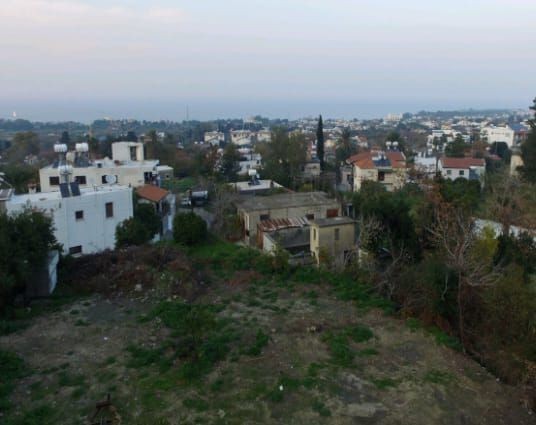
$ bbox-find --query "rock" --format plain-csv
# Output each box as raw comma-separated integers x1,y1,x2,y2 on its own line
345,402,382,418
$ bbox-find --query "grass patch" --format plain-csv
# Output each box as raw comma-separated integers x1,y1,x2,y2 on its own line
358,347,379,357
324,333,354,367
147,301,238,382
424,369,455,385
0,350,27,413
312,399,331,417
243,330,270,356
57,370,85,387
372,377,398,389
183,397,209,412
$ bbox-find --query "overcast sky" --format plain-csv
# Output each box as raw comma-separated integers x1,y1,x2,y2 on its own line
1,0,535,121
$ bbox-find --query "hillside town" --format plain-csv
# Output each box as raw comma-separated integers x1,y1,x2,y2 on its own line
1,0,536,423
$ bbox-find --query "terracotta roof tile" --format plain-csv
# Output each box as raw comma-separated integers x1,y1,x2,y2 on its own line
440,157,485,168
136,185,169,203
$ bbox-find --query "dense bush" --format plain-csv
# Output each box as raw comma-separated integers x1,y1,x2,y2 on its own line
173,212,207,246
115,202,161,248
0,210,56,313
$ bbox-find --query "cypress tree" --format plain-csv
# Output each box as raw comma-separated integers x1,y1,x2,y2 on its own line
520,98,536,183
316,114,325,171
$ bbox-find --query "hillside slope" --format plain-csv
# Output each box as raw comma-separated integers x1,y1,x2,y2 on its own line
0,243,534,424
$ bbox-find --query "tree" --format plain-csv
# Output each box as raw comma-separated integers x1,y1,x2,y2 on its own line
0,210,56,312
125,131,138,142
259,127,306,189
385,131,406,153
116,218,151,248
427,189,499,353
115,201,161,248
316,115,325,170
134,202,161,236
0,164,38,194
5,132,40,163
220,143,241,181
520,97,536,183
445,134,468,157
173,212,207,246
336,128,355,163
59,131,70,145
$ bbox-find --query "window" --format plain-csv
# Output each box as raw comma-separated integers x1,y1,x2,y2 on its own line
69,245,82,255
334,228,340,241
378,171,385,181
313,228,317,240
75,176,87,184
75,210,84,220
49,176,60,186
446,170,452,175
130,146,137,161
260,214,270,221
105,202,114,218
459,170,465,176
306,213,315,220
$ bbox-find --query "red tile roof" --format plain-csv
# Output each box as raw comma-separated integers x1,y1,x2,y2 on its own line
440,157,485,169
385,151,406,169
347,151,406,170
136,185,169,203
347,152,375,169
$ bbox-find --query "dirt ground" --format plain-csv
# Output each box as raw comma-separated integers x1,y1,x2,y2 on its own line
1,272,534,425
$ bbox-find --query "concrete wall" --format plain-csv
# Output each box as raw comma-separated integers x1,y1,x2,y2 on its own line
112,142,144,162
240,201,340,245
310,222,355,266
353,167,378,191
39,164,157,192
6,187,133,255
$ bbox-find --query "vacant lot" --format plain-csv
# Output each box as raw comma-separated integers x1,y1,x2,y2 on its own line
1,243,534,424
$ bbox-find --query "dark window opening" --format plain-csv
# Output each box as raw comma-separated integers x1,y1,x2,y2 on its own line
378,171,385,181
69,245,82,255
306,213,315,220
105,202,114,218
130,146,137,161
75,176,87,184
75,210,84,220
334,228,340,241
49,176,60,186
260,214,270,221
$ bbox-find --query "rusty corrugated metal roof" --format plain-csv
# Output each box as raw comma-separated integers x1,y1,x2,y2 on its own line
258,216,310,232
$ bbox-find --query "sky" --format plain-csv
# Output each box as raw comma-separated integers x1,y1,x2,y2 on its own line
0,0,535,122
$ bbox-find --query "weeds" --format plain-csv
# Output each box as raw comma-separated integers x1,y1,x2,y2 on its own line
0,350,27,412
243,330,270,356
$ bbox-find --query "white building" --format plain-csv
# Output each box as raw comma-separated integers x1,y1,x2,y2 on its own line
39,142,173,193
481,126,515,147
230,130,254,146
438,157,485,181
204,131,225,146
238,148,262,175
4,185,133,255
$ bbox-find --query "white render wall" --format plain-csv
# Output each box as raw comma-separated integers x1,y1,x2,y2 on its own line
39,162,158,193
112,142,144,162
482,127,515,147
6,186,133,255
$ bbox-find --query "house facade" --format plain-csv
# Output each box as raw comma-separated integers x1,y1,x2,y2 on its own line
347,150,407,192
310,217,356,266
236,191,340,246
39,141,173,193
4,184,133,255
438,157,486,181
136,184,176,237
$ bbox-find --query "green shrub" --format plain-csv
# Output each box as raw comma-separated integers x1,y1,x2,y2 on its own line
173,212,207,246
